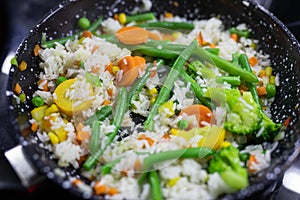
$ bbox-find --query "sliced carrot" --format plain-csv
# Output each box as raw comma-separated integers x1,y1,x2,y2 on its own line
107,88,114,97
164,12,173,18
94,182,107,195
256,86,267,96
138,134,155,147
76,122,90,141
247,154,258,173
102,99,112,106
107,187,119,195
14,83,22,94
81,30,93,38
38,79,49,91
116,55,146,86
105,62,113,74
72,178,83,187
147,31,161,40
230,33,238,42
33,44,41,56
31,121,38,132
116,26,149,45
179,104,215,129
283,116,291,127
248,56,258,67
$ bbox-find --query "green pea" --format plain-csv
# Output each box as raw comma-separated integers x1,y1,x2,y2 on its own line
32,96,44,107
78,17,91,30
56,76,67,85
178,119,189,130
266,84,276,99
19,93,26,103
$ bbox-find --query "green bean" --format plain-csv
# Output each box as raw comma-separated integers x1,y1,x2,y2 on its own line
143,147,215,170
238,54,261,108
126,12,156,24
179,69,214,109
143,40,198,131
101,157,123,176
228,27,250,38
42,15,103,48
215,75,241,86
149,171,163,200
128,59,164,107
205,48,220,55
232,52,240,65
133,47,180,60
56,76,67,86
83,87,127,170
138,21,194,30
84,105,112,127
206,51,259,83
138,147,215,185
90,121,101,154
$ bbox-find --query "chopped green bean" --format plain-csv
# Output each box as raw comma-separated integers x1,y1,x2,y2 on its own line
90,121,101,154
84,105,112,127
101,157,123,176
56,76,67,86
215,76,241,86
138,21,194,30
83,87,127,170
228,27,250,38
149,171,163,200
144,40,198,131
206,51,258,83
238,54,261,108
126,12,156,24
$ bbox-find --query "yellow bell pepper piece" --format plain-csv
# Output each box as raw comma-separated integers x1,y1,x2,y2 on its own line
48,132,59,144
30,105,48,122
176,126,225,150
167,177,180,187
54,127,68,142
45,104,59,116
53,78,93,116
158,101,175,117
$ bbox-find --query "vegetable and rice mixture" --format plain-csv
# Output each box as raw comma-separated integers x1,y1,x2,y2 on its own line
18,6,285,200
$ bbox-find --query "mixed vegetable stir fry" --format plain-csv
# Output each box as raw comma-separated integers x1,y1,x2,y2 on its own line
12,9,286,200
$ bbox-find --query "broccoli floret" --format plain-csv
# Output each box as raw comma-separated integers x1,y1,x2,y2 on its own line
208,145,249,190
206,88,262,135
258,112,282,140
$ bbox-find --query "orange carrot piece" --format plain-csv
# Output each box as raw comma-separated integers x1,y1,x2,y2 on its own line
248,56,258,66
76,122,90,141
283,116,291,127
247,154,258,173
14,83,22,94
33,44,41,56
105,62,114,74
256,86,267,96
230,33,239,42
94,182,107,195
102,99,112,106
31,122,38,132
107,88,114,97
138,134,155,146
116,26,149,45
164,12,173,18
107,187,119,196
19,60,27,71
116,55,146,86
38,79,49,91
81,30,93,38
179,104,215,128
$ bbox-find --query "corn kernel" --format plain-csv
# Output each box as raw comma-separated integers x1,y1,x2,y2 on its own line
170,128,178,135
112,66,120,75
269,75,276,85
220,141,231,148
118,13,126,24
148,87,158,95
265,66,273,76
45,104,59,116
55,127,68,142
158,101,175,117
167,177,180,187
150,96,156,104
48,132,60,144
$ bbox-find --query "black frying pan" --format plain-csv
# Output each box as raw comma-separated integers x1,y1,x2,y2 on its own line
4,0,300,199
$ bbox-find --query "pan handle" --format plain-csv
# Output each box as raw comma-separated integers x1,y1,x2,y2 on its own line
4,145,45,189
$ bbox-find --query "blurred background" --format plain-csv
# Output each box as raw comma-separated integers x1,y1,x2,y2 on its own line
0,0,300,199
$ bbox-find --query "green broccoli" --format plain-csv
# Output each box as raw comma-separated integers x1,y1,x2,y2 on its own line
205,88,262,135
208,145,249,190
258,111,282,141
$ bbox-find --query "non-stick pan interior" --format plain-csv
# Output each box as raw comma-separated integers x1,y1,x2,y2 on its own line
7,0,300,199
